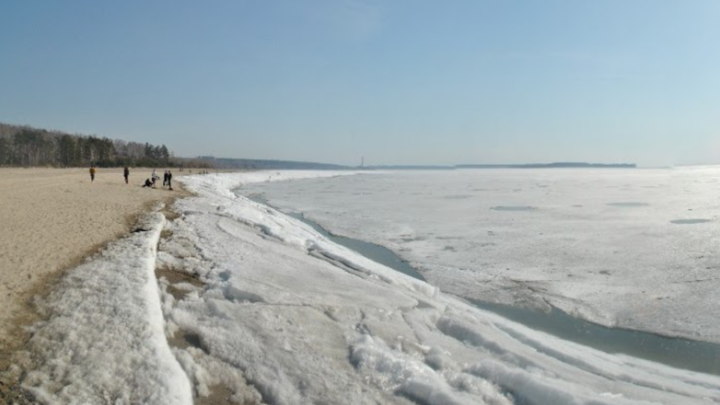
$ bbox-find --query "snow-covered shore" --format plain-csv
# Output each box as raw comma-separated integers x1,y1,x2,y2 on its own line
16,171,720,404
21,213,192,404
0,167,183,357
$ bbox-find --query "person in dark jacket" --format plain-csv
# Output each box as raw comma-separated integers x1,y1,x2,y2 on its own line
123,166,130,185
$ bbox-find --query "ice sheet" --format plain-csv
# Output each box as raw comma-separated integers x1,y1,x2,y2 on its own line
153,171,720,404
240,168,720,343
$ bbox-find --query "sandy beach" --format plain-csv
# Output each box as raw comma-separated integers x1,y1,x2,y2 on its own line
0,168,187,372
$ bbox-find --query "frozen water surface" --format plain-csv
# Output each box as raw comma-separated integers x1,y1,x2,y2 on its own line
21,170,720,404
252,192,720,375
158,170,720,404
240,168,720,345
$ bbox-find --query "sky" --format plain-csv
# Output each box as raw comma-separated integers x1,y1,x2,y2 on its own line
1,1,720,167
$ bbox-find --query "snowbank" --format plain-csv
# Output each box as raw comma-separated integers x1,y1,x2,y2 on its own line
21,213,193,405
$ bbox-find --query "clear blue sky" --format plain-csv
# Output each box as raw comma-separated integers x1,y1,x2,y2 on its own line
1,1,719,166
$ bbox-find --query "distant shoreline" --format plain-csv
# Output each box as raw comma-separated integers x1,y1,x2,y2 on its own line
201,157,637,171
369,162,637,170
456,162,637,169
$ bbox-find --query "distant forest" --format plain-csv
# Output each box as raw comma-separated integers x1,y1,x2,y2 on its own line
0,123,200,168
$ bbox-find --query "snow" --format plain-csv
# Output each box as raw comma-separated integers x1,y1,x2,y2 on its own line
21,213,193,405
239,167,720,343
19,169,720,404
159,171,720,404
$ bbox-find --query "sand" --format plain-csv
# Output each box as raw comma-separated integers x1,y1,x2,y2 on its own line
0,167,188,369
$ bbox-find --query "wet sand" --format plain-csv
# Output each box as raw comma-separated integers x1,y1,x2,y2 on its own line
0,167,189,374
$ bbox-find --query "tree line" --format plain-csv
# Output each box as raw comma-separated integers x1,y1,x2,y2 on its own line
0,123,178,167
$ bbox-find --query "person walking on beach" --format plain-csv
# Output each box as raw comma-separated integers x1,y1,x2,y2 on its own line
167,170,173,190
151,169,159,188
89,165,96,183
123,166,130,185
163,170,169,188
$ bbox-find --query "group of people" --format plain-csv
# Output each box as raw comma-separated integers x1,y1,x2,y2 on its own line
89,165,174,191
142,169,173,190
